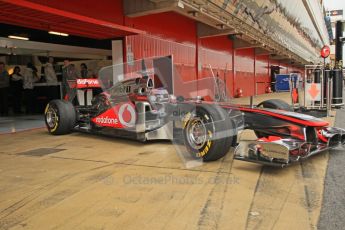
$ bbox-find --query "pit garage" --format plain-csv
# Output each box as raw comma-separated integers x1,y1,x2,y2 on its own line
0,0,345,230
0,0,142,122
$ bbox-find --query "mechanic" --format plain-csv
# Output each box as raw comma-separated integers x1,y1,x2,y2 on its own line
10,66,23,114
80,63,89,79
0,62,9,116
44,57,57,83
62,59,79,102
22,63,40,114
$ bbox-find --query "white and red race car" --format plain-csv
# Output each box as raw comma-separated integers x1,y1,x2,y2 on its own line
44,57,345,167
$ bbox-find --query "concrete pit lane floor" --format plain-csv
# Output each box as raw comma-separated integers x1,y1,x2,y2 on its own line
0,92,342,230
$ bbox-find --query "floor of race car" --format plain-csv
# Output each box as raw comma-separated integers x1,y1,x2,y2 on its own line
0,92,342,230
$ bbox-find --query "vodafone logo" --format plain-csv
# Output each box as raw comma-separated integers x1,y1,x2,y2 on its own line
95,116,118,125
118,103,136,128
92,108,119,128
320,45,330,58
92,102,136,129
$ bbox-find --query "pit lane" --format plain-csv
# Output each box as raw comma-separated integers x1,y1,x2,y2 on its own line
0,92,340,230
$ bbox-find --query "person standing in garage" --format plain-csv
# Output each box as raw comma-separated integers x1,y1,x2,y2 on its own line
23,63,40,114
62,59,78,102
44,57,57,83
80,63,89,79
10,66,23,114
0,62,9,116
44,57,58,101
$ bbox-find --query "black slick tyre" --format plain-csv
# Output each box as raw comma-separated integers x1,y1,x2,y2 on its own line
257,99,293,111
44,99,76,135
255,99,292,138
182,104,234,162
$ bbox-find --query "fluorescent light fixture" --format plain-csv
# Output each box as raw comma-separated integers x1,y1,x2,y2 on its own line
8,35,29,40
49,31,69,36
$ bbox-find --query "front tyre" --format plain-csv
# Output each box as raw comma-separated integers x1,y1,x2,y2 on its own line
182,104,234,162
44,100,76,135
255,99,293,138
257,99,293,111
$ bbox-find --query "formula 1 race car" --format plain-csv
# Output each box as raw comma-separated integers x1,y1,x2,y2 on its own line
44,57,345,167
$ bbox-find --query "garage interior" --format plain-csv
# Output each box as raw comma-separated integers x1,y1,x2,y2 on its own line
2,25,112,101
0,23,117,133
0,0,143,127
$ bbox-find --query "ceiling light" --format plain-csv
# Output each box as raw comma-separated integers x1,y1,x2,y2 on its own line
8,35,29,41
48,31,69,36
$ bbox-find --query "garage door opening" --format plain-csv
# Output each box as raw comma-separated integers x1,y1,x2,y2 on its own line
0,23,136,133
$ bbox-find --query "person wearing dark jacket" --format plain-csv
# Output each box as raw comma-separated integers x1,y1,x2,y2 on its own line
10,66,23,114
62,60,78,102
80,63,89,79
0,62,9,116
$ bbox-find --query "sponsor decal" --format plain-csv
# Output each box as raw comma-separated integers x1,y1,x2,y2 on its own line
197,131,213,157
76,78,100,88
92,102,136,128
92,108,120,128
95,116,118,125
118,103,136,128
321,45,330,58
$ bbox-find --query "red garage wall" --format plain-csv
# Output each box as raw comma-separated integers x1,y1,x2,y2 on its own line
234,49,255,97
27,0,277,98
125,12,196,44
255,54,270,95
200,36,234,97
124,12,197,82
280,63,289,74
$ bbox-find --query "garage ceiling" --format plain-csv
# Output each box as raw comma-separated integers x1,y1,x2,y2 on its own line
0,0,145,39
0,37,112,59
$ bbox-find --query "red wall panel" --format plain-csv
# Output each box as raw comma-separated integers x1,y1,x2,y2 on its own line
234,48,255,97
125,12,196,44
279,63,289,74
126,34,196,82
124,12,197,83
200,36,234,97
255,54,270,95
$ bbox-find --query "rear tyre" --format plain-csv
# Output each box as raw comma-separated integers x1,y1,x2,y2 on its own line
44,100,76,135
257,99,293,111
182,104,234,162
